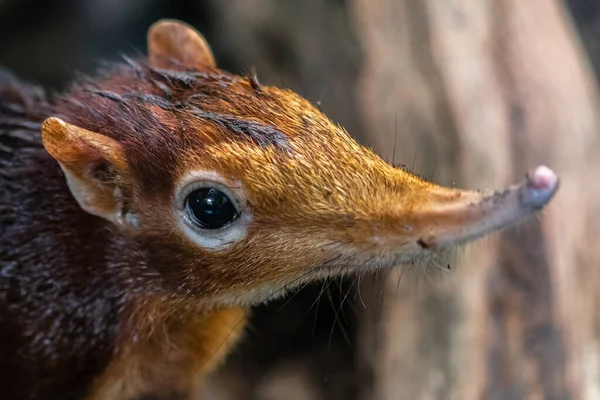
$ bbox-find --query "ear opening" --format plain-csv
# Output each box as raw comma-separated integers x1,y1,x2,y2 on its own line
41,117,137,228
148,19,216,69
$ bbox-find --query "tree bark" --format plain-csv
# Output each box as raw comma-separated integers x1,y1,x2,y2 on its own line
350,0,600,399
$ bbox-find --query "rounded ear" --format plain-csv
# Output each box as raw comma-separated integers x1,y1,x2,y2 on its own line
41,117,136,228
148,19,216,69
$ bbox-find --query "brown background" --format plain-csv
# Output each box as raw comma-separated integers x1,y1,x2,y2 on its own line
1,1,599,399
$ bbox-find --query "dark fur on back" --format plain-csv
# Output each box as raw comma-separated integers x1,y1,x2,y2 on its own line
0,69,124,399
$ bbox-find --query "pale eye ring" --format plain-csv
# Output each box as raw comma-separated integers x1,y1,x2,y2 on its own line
174,171,251,251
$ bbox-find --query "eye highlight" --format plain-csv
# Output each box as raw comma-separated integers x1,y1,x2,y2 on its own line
174,171,251,251
185,188,239,230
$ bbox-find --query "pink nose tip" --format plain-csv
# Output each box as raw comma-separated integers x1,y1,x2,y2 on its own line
522,165,559,209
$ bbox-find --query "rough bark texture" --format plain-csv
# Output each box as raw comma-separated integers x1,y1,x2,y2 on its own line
350,0,600,399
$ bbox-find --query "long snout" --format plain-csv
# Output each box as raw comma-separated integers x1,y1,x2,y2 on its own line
405,165,559,250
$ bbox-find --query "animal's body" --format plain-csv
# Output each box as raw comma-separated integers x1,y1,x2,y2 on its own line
0,20,559,400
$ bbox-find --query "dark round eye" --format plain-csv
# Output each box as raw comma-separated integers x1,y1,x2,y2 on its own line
185,188,239,229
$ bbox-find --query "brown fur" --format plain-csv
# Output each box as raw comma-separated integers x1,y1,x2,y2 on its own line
0,20,557,400
86,306,245,400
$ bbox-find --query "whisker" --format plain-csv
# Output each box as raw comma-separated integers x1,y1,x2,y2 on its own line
310,279,331,337
199,312,247,371
392,114,398,165
356,272,367,309
430,258,449,273
423,265,433,282
327,286,352,349
412,148,418,173
430,161,438,181
276,279,311,312
316,87,329,112
335,278,358,321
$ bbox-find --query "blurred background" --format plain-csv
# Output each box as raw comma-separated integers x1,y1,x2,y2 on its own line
1,1,599,399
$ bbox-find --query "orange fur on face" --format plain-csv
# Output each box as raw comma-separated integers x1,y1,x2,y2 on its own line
49,24,558,308
27,19,558,400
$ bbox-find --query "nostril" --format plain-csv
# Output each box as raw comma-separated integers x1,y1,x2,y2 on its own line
522,165,560,209
528,165,558,191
